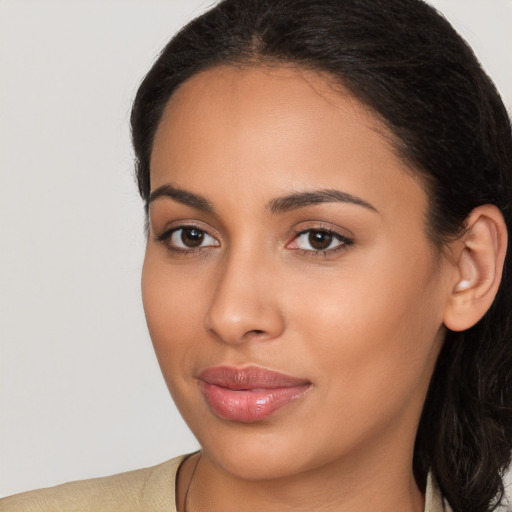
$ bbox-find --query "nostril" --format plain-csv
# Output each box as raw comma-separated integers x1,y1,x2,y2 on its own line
241,329,268,340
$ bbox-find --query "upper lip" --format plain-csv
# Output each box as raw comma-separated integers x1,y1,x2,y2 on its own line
198,366,311,390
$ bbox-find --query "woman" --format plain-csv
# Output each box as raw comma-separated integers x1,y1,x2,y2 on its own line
2,0,511,511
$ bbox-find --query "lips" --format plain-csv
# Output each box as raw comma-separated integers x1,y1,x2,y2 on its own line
198,366,311,423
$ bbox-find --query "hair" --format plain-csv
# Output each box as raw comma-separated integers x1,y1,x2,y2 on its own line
130,1,512,510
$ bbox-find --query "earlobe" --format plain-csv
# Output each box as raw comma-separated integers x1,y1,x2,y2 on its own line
443,205,508,332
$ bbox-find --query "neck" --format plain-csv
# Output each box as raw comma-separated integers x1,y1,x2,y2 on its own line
179,437,424,512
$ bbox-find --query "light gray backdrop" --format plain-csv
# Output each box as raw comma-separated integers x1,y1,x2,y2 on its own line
1,0,511,498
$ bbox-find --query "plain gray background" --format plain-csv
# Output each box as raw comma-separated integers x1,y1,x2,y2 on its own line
1,0,511,499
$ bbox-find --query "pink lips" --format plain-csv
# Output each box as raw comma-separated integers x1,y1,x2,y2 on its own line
198,366,311,423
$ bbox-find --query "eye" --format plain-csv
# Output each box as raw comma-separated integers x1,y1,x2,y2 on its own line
289,228,352,254
156,226,220,252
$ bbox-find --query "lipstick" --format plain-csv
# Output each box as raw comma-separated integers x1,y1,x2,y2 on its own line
198,366,311,423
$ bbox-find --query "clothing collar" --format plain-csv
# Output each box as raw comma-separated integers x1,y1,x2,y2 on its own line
425,472,452,512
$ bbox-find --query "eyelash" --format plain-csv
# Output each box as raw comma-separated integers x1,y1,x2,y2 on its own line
155,224,354,257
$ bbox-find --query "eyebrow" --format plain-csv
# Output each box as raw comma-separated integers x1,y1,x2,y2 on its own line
147,184,378,215
267,189,378,214
148,184,214,213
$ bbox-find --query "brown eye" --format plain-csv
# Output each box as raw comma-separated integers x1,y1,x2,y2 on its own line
308,231,334,250
292,228,351,254
168,227,219,250
180,228,204,247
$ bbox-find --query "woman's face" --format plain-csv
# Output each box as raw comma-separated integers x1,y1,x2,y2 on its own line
143,65,451,480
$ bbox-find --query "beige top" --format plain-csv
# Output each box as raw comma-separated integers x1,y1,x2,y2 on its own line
1,455,451,511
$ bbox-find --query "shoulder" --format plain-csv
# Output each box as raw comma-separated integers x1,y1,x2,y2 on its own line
0,455,186,512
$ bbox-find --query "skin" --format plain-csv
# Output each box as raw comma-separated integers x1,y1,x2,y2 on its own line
143,65,458,512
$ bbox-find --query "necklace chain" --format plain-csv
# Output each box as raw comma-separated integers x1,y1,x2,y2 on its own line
183,454,201,512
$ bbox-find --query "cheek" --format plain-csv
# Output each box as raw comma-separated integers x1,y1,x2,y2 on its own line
141,251,206,375
289,244,444,418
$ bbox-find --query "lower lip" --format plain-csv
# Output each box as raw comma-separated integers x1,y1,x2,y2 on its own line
200,382,310,423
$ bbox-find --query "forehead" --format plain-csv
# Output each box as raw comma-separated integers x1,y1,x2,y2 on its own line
150,64,427,221
152,64,388,170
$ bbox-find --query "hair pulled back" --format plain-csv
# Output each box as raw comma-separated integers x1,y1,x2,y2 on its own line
131,1,512,510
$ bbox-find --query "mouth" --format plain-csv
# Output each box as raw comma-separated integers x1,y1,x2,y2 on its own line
198,366,311,423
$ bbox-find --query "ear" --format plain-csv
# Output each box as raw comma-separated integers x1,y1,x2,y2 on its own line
443,205,508,332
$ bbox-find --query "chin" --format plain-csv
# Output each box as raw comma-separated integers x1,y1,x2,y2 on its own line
205,440,307,481
190,417,326,481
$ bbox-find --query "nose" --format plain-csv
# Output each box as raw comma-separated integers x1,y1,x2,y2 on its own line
204,251,285,345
